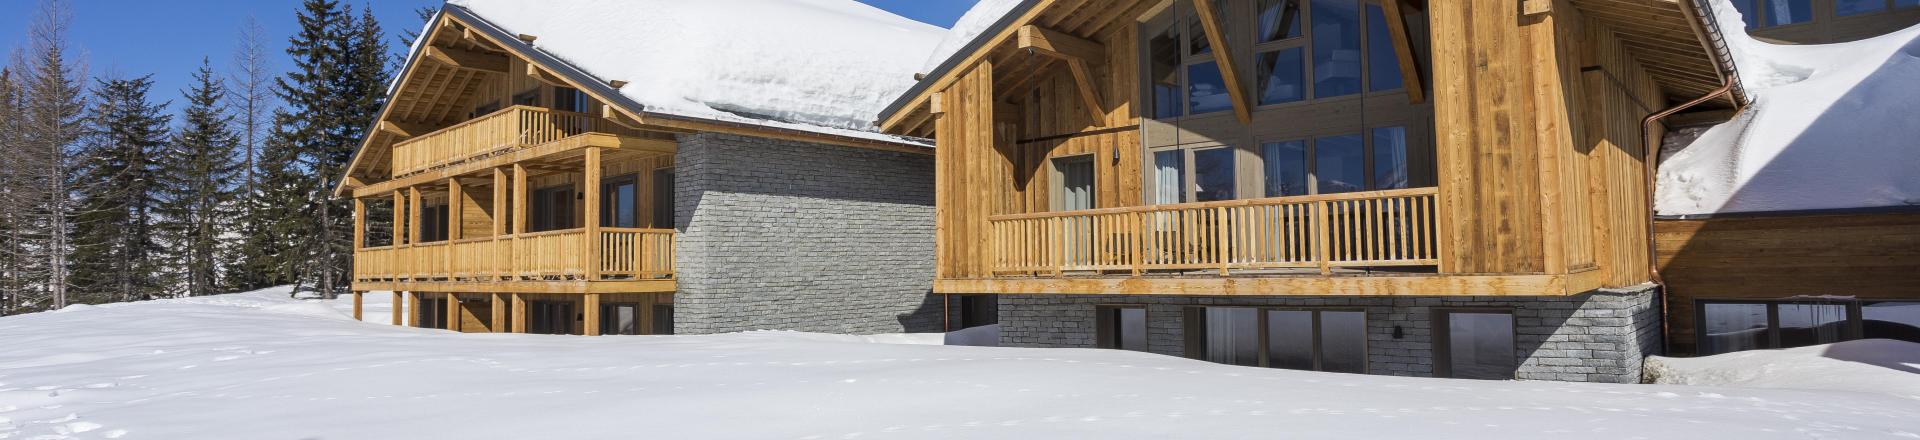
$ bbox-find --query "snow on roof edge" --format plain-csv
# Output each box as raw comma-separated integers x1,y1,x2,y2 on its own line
876,0,1042,126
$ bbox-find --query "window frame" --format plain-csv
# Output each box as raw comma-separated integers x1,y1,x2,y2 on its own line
1050,154,1099,212
1694,299,1866,355
1432,308,1518,379
1182,306,1371,372
1096,305,1152,351
599,302,642,336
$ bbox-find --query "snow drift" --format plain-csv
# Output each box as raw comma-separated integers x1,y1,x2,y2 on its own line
444,0,946,143
1645,339,1920,400
1654,0,1920,215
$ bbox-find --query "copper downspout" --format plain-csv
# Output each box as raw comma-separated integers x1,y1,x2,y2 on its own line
1644,0,1744,355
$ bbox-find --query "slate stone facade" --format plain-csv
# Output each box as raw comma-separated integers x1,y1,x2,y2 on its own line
671,132,945,335
999,285,1663,383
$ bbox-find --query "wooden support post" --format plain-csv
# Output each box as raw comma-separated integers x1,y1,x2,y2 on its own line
408,186,423,245
391,291,404,326
1315,201,1333,275
491,293,508,333
392,191,406,246
352,291,364,321
583,293,602,336
352,199,366,250
513,164,528,280
511,293,528,333
447,178,465,241
406,292,422,328
446,293,462,332
584,148,603,281
492,168,507,237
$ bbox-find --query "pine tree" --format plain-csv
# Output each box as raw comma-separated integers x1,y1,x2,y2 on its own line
0,66,21,315
69,74,170,304
3,0,87,312
157,60,241,297
223,17,277,292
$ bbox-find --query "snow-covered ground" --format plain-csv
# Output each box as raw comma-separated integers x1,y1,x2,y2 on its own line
1647,339,1920,400
1654,0,1920,215
2,288,1919,439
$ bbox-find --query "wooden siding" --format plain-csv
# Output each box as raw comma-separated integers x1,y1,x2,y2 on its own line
1655,212,1920,355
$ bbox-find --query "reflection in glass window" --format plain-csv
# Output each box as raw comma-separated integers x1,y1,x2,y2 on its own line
1900,0,1919,9
1835,0,1887,15
1863,302,1920,344
1768,0,1814,24
1100,306,1151,351
1154,150,1187,204
1189,4,1215,55
1262,140,1308,197
1365,4,1404,92
1258,0,1304,42
1444,312,1515,380
1257,47,1306,105
1193,148,1238,202
1149,21,1183,120
1316,135,1365,194
1205,307,1262,366
1319,311,1367,373
1730,0,1761,28
1312,0,1362,98
1778,303,1849,348
1372,127,1409,190
1265,310,1316,370
1188,62,1233,114
1701,303,1770,355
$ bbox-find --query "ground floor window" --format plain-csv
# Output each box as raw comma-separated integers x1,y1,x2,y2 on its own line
419,297,448,330
1698,299,1920,355
600,303,641,335
1096,306,1150,351
652,304,675,335
1184,307,1369,371
530,300,576,335
1435,310,1516,380
960,295,999,329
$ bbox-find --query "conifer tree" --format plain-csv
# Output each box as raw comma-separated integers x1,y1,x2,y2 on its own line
3,0,87,312
0,66,21,314
70,74,170,304
157,60,241,297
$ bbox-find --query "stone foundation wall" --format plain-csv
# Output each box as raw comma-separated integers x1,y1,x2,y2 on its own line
1000,285,1663,383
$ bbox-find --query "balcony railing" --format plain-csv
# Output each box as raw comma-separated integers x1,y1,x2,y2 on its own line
986,187,1439,276
388,105,641,177
352,228,675,282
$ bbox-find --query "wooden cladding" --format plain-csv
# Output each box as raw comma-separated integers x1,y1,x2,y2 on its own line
389,105,639,177
353,228,674,282
989,188,1438,276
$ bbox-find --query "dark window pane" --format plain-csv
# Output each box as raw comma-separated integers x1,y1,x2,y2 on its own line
1899,0,1919,9
1863,302,1920,343
1371,126,1409,190
1262,140,1308,197
652,168,675,229
1777,303,1849,348
1188,2,1224,55
1730,0,1761,28
1265,310,1315,370
1205,307,1262,366
1311,0,1362,98
1445,312,1515,379
1258,0,1304,42
1154,150,1187,204
1758,0,1804,24
1257,48,1306,105
1188,62,1233,114
1149,21,1183,119
1319,311,1367,373
1194,148,1237,202
1835,0,1886,16
1701,303,1770,355
652,305,675,335
602,304,638,336
1119,308,1149,351
1056,157,1096,211
1315,135,1365,194
1365,4,1403,92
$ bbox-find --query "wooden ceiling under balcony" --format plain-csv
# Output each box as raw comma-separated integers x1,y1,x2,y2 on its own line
347,17,514,187
1567,0,1740,107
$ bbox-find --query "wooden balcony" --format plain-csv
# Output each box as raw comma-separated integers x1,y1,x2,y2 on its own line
352,227,674,294
389,105,646,178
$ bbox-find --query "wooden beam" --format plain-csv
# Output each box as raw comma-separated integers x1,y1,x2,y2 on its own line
930,92,946,115
352,291,364,321
1192,0,1254,124
877,0,1060,133
512,164,528,235
1016,25,1106,64
391,291,404,326
352,198,365,250
932,270,1605,296
516,33,537,43
527,64,566,86
583,147,603,281
447,178,464,241
583,293,602,336
446,293,462,331
491,293,507,333
353,279,677,295
510,293,528,333
1066,60,1107,125
378,120,435,139
1382,0,1427,105
492,168,507,237
392,191,406,245
408,186,423,245
423,46,508,73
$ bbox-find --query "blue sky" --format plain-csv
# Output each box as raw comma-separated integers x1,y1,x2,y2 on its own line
0,0,975,117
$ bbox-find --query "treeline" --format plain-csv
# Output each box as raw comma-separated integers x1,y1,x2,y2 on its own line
0,0,400,314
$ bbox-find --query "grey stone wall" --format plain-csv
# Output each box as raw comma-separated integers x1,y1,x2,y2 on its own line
672,132,942,335
1000,285,1663,383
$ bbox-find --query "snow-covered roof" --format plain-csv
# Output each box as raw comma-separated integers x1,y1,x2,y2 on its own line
1655,0,1920,216
918,0,1026,73
445,0,947,145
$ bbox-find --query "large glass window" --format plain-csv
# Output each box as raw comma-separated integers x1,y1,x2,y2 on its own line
1315,134,1366,194
1153,150,1188,204
531,301,575,335
1188,62,1233,114
1098,306,1151,351
1193,148,1238,202
1258,0,1304,42
1319,311,1367,373
1729,0,1761,28
1863,302,1920,343
529,185,575,232
1148,21,1184,120
1438,310,1516,380
1701,302,1773,354
1256,47,1306,105
1189,307,1369,371
1201,307,1262,366
1261,140,1308,197
1900,0,1919,9
1835,0,1887,16
1311,0,1362,98
1769,0,1814,24
1778,303,1849,347
1372,126,1409,190
600,303,640,336
1364,4,1403,92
